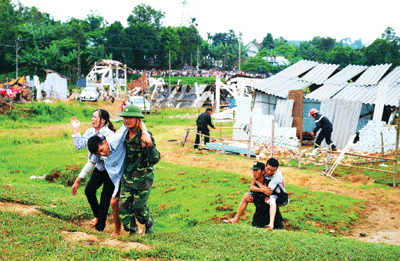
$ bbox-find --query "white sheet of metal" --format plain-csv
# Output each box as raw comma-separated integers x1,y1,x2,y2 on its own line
274,99,294,127
385,84,400,106
355,64,392,86
305,83,348,101
324,64,368,85
320,99,362,148
372,82,388,121
380,66,400,85
301,63,339,84
276,60,318,77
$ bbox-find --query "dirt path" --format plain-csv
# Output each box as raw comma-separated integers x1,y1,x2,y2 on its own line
0,201,150,253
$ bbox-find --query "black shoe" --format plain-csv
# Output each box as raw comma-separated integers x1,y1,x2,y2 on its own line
145,225,154,235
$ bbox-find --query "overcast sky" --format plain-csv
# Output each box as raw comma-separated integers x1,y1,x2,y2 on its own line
14,0,400,46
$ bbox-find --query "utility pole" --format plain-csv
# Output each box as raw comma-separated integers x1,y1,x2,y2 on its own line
238,32,242,72
77,43,81,79
15,38,20,78
196,47,199,71
169,50,171,87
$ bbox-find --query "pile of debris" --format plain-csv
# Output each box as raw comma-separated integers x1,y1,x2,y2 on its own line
0,76,33,114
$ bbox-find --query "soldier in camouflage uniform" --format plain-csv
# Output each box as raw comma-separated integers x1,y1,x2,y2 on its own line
119,105,161,235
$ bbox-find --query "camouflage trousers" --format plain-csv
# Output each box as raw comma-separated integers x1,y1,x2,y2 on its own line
119,186,154,234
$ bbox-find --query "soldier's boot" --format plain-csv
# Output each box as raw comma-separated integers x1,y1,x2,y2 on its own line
330,144,337,151
145,224,155,235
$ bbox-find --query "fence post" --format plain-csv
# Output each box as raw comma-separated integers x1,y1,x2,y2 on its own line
298,139,302,169
222,134,225,154
394,101,400,187
381,132,385,157
182,129,190,147
326,150,331,172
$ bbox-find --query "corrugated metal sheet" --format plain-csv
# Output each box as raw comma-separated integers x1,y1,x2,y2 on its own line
253,75,311,98
305,83,347,100
333,83,378,105
274,99,294,127
380,66,400,86
301,63,339,84
276,60,318,77
255,60,399,107
320,99,362,149
355,64,392,85
385,83,400,106
324,64,368,85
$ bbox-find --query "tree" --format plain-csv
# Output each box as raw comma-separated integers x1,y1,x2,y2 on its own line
327,45,363,67
261,33,274,49
104,21,126,64
274,43,298,61
159,26,181,68
124,22,160,69
127,4,165,30
241,55,274,73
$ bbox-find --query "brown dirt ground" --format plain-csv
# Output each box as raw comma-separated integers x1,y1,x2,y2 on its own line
1,102,400,248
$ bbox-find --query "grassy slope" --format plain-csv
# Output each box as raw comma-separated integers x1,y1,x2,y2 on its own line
1,102,400,260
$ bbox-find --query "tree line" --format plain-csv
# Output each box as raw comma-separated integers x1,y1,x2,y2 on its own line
1,0,399,83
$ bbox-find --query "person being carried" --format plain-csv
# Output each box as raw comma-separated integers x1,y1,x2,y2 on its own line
309,108,337,153
223,158,286,231
88,105,160,236
194,107,215,149
71,109,151,235
70,109,118,234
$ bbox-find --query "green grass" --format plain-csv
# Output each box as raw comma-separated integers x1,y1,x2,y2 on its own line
0,101,97,130
2,211,400,261
1,107,400,260
160,76,222,86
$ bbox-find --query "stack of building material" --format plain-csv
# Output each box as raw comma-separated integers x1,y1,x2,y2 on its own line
351,120,398,153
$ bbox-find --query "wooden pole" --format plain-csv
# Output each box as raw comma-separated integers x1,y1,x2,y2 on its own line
222,134,225,154
271,118,275,157
182,129,190,147
381,132,385,157
325,150,331,172
393,101,400,187
298,139,302,169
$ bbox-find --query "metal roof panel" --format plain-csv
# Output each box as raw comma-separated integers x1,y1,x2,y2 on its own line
301,63,339,84
355,64,392,85
324,64,368,85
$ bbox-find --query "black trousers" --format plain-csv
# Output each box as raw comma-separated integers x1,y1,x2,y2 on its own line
194,126,210,148
315,129,334,148
85,167,115,231
252,206,285,229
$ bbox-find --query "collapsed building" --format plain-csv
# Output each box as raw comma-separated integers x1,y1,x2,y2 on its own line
208,60,400,154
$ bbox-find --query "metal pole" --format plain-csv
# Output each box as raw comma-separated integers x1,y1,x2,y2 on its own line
238,32,242,72
393,101,400,187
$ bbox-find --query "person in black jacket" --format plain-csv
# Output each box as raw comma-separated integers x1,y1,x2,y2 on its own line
310,108,337,152
194,108,215,149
